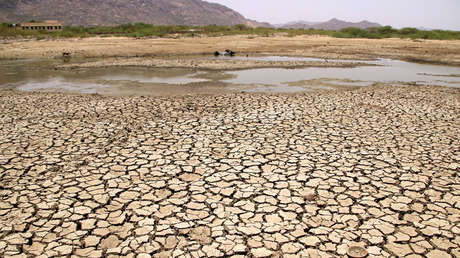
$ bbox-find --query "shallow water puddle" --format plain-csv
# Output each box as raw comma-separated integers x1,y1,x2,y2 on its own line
16,78,108,94
213,55,373,64
236,84,334,93
97,68,209,84
1,56,460,95
222,58,460,88
99,74,207,84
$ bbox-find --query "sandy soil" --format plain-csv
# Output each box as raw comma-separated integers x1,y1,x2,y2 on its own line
56,57,372,70
1,35,460,66
0,85,459,257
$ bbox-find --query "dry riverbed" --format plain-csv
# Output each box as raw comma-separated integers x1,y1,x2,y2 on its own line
0,85,459,257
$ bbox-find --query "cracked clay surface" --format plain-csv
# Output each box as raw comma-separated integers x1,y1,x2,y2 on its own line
0,85,459,257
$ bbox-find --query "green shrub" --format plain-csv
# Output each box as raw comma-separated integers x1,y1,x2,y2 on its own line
400,27,419,35
0,22,459,40
233,24,248,31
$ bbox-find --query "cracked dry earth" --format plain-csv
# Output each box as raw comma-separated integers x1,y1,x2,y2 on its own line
0,85,459,258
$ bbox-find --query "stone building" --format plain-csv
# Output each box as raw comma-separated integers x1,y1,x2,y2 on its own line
21,20,62,31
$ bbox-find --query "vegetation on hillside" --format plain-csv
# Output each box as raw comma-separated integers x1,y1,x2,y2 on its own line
1,22,459,40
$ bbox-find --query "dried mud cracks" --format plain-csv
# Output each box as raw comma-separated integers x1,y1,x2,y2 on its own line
0,86,459,257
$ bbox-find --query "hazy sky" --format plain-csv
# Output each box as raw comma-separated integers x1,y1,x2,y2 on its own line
207,0,460,30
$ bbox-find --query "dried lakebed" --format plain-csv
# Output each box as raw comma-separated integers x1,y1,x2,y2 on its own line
0,85,459,257
2,56,460,95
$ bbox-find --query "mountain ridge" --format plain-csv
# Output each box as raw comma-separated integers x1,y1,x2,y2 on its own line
0,0,270,27
278,18,381,30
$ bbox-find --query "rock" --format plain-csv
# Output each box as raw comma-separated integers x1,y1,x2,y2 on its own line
347,246,368,258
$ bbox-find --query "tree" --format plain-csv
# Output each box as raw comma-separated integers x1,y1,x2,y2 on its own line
233,24,248,31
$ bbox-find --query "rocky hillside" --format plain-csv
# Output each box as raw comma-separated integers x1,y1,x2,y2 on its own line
280,18,381,30
0,0,270,27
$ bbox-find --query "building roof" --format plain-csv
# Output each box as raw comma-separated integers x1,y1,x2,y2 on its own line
21,20,62,27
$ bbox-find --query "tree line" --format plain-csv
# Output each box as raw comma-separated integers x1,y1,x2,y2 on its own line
1,23,459,40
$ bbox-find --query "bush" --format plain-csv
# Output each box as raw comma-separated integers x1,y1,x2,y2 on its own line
400,27,419,35
202,25,229,33
233,24,248,31
0,22,459,40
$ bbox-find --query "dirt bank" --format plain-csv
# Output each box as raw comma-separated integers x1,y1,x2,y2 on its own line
1,35,460,66
56,57,372,70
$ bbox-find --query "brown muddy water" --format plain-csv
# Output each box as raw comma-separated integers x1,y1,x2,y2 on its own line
1,56,460,96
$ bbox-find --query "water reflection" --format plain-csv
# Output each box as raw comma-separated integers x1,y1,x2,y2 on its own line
223,58,460,88
1,56,460,95
17,78,108,94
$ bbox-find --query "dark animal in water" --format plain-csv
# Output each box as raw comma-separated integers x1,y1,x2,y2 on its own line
214,49,235,56
225,49,235,56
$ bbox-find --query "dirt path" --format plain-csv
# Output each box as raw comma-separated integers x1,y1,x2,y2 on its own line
1,35,460,65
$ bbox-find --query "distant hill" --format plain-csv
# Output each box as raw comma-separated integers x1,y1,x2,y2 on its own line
279,18,381,30
0,0,270,27
417,27,433,31
274,20,318,29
